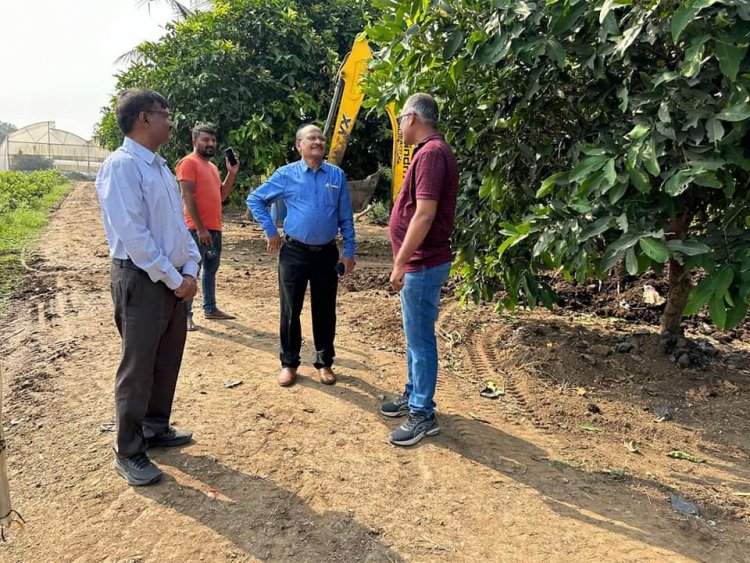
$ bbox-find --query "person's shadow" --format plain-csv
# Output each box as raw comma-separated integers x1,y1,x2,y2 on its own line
315,373,744,560
137,450,403,562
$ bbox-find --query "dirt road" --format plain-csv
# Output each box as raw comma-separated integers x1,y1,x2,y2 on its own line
1,183,748,562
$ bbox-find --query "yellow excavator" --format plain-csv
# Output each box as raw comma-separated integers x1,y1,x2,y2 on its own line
323,33,414,210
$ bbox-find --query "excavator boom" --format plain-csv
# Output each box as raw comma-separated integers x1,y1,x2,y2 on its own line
323,33,413,203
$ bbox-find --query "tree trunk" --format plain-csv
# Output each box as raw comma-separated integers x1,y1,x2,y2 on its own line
659,210,692,334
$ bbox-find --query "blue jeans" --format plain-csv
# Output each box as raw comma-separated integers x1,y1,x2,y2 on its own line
400,261,451,416
186,229,222,316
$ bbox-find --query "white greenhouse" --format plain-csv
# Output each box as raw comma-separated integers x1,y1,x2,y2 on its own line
0,122,110,174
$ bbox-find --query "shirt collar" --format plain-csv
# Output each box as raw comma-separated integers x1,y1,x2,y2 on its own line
415,132,444,149
299,158,328,173
123,137,163,166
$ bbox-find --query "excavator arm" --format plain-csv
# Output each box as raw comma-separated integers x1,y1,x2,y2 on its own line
323,33,413,203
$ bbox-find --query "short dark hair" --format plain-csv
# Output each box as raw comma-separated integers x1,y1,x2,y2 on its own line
115,89,170,135
192,122,218,141
404,93,439,127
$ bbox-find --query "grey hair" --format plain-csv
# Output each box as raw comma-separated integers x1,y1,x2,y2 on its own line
404,93,439,126
295,123,322,141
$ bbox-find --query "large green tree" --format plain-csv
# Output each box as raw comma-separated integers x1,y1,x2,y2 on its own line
97,0,386,198
366,0,750,333
0,122,16,144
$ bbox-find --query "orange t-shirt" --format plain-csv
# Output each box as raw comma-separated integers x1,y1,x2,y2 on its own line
176,153,223,231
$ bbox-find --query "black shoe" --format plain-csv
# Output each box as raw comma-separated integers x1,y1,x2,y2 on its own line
379,393,409,418
113,453,162,486
146,426,193,448
389,412,440,446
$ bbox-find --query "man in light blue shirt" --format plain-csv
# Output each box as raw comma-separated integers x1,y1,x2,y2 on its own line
247,124,356,387
96,89,200,486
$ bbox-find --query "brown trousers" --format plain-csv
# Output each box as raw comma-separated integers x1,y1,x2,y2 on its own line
110,261,187,457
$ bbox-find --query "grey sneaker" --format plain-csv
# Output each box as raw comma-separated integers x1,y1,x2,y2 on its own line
380,393,409,418
187,316,197,331
113,453,162,486
389,412,440,446
146,426,193,448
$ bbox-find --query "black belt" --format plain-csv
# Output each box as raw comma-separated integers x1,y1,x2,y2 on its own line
112,258,182,274
284,235,335,252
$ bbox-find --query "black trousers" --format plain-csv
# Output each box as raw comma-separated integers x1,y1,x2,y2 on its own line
110,262,187,457
278,241,339,369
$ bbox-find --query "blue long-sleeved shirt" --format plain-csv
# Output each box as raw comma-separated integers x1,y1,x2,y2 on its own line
247,159,356,258
95,137,200,289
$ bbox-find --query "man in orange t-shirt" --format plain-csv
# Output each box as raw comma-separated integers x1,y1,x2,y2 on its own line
176,123,240,330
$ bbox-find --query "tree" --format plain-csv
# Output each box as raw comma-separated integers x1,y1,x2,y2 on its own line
0,122,16,144
96,0,385,201
365,0,750,333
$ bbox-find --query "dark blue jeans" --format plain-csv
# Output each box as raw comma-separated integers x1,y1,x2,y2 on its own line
186,229,222,316
400,262,451,416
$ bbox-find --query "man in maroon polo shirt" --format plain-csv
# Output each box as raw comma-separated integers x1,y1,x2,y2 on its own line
380,93,459,446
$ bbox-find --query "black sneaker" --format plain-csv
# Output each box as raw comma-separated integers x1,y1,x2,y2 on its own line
389,412,440,446
379,393,410,418
146,426,193,448
113,453,162,486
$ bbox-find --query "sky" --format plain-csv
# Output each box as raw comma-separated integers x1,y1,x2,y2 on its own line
0,0,177,140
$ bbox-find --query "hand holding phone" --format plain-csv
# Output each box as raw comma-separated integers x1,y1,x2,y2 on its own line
335,262,345,277
225,147,238,167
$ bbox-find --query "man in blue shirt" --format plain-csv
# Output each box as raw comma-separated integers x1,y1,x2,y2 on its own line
247,124,356,387
96,89,200,486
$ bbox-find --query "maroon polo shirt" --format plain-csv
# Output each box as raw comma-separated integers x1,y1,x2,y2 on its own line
389,132,459,272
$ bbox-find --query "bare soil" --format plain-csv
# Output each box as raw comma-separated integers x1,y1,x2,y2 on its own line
1,182,749,562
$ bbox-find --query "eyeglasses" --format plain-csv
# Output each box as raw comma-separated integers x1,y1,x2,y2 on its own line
146,110,173,120
301,134,326,143
397,112,415,125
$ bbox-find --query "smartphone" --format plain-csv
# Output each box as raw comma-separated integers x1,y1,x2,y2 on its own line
335,262,345,277
225,147,238,166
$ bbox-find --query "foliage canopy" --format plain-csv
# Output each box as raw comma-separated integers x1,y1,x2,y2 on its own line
365,0,750,332
97,0,385,200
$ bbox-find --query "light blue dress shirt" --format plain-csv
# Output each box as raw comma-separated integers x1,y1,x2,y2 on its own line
247,159,356,258
96,137,200,290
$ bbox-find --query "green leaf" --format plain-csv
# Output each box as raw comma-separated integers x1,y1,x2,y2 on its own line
569,155,609,182
536,172,568,198
643,136,660,176
443,30,465,60
546,38,566,67
639,237,669,263
663,169,694,196
626,123,650,140
714,35,749,82
629,168,651,193
684,280,713,316
580,215,614,242
712,265,735,298
709,295,727,329
681,35,708,78
725,300,749,330
671,0,713,42
717,103,750,122
614,24,643,58
603,158,617,187
666,239,710,256
626,247,638,275
550,2,588,35
706,117,725,143
474,35,511,65
608,182,628,204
